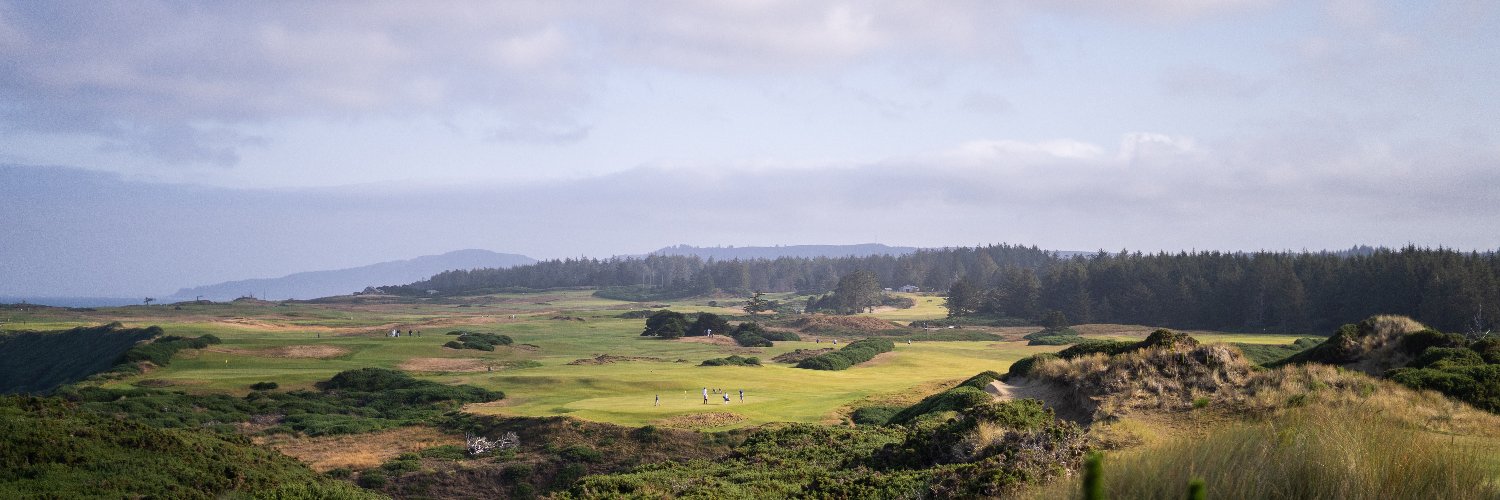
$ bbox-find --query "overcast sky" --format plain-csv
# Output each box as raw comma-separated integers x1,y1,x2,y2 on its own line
3,1,1499,297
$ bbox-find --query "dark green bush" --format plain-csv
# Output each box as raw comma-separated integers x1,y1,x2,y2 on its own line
796,338,895,370
357,469,387,488
1400,329,1467,354
1006,353,1059,379
249,381,279,391
1410,347,1485,369
851,405,903,425
1471,338,1500,364
1057,339,1136,359
561,445,603,463
1027,334,1084,346
887,386,994,425
701,355,762,367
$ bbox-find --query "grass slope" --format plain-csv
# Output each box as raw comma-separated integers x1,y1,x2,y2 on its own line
0,395,377,499
0,324,158,394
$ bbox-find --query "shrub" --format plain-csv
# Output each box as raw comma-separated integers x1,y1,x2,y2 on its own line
642,310,688,338
796,338,895,371
250,381,279,391
760,330,801,341
701,355,762,367
1027,334,1084,346
1470,337,1500,364
560,444,603,463
1006,353,1058,379
1410,347,1485,369
851,405,903,425
687,313,731,337
887,386,994,425
1400,329,1467,354
1057,340,1136,359
357,469,387,488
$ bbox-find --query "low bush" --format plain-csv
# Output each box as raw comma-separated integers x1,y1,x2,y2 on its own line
886,386,993,425
1409,347,1484,369
796,338,896,371
119,333,221,367
1056,339,1136,359
700,355,762,367
1005,353,1058,379
851,405,904,425
249,381,279,391
444,331,513,351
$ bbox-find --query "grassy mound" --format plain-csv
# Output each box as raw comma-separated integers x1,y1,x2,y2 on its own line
567,398,1087,499
0,324,160,394
700,355,762,367
0,395,375,499
1024,327,1084,346
795,338,896,371
1032,403,1500,499
1277,316,1500,413
443,330,513,351
63,367,504,436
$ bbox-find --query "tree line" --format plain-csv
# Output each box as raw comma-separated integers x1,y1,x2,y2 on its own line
383,245,1499,333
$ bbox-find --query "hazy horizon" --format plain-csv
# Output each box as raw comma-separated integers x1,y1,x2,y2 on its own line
4,2,1498,297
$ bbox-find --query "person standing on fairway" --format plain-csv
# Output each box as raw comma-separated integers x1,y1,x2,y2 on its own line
654,394,659,406
738,389,744,402
703,387,708,404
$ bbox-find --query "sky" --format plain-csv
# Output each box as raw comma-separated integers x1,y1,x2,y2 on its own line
3,1,1499,297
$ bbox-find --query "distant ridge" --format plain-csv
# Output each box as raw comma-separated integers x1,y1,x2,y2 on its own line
651,243,920,260
167,249,535,301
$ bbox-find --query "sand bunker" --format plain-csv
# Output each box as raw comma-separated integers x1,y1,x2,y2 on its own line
399,357,491,372
653,412,746,429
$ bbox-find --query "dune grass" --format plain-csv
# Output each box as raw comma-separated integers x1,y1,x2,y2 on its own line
1032,403,1500,499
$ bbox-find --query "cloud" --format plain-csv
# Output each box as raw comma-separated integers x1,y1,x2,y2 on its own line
1024,0,1278,23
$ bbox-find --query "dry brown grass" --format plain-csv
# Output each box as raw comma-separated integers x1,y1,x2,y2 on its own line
790,314,902,333
652,412,746,429
397,357,489,372
205,345,350,359
256,426,458,472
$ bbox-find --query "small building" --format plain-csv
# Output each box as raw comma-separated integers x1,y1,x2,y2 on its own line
898,285,920,293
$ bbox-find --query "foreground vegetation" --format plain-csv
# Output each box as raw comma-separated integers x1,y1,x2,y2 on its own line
4,287,1497,498
0,396,375,499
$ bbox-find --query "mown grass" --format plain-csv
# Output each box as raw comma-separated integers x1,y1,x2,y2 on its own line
22,290,1309,430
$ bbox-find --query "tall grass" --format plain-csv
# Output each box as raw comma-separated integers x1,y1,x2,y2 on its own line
1035,404,1500,499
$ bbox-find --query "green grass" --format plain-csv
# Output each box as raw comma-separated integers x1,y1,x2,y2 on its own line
28,291,1311,430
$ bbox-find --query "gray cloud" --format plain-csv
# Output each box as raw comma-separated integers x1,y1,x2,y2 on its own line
6,122,1496,296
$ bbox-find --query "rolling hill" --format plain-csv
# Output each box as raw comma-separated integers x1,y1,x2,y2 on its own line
166,249,535,301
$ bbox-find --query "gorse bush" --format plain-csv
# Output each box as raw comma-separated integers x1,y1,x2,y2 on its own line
700,355,761,367
795,338,895,371
1282,317,1500,413
64,368,503,436
119,333,220,366
444,331,513,351
0,396,379,499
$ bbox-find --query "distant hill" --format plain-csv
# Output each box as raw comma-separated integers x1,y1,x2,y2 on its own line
651,243,921,260
167,249,536,301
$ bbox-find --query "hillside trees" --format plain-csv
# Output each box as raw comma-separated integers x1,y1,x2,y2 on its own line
388,245,1500,334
